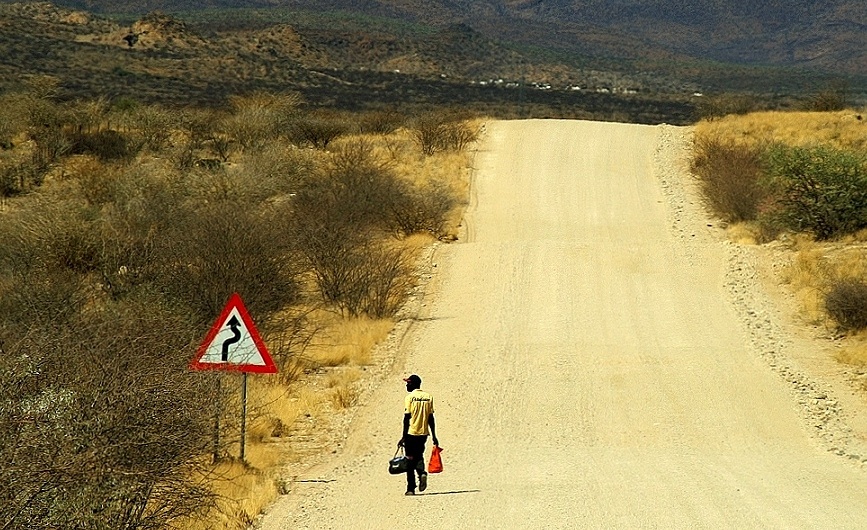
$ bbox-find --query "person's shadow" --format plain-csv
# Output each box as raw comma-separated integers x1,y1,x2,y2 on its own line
419,489,480,496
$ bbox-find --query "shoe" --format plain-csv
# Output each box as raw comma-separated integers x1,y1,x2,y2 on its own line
405,490,415,496
418,473,428,492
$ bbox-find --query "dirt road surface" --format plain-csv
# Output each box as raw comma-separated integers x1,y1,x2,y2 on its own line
258,120,867,529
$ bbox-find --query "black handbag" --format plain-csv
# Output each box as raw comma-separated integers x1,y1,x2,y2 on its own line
388,446,410,475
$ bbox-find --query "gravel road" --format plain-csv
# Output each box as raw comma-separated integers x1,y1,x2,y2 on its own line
257,120,867,529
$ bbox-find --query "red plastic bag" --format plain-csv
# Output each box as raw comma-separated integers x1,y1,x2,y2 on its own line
428,445,443,474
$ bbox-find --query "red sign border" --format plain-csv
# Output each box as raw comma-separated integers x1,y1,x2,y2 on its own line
190,292,278,374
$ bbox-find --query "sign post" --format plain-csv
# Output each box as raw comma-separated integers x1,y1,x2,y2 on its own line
190,293,277,462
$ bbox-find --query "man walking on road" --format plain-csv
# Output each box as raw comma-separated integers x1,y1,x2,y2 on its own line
399,374,438,495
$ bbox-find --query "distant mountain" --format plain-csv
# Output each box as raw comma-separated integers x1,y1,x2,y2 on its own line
27,0,867,75
0,0,862,121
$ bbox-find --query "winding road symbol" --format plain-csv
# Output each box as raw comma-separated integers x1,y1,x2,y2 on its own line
189,293,277,373
221,315,242,361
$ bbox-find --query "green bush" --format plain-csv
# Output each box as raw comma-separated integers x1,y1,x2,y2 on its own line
762,145,867,239
691,137,766,223
825,278,867,331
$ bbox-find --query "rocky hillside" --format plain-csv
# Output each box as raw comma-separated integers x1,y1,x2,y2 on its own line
0,2,700,123
24,0,867,75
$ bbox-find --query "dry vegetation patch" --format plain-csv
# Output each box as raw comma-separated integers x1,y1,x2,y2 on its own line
0,79,478,529
695,110,866,151
692,108,867,382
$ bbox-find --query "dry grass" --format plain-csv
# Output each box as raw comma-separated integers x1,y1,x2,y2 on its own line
181,461,278,530
835,332,867,373
306,313,394,366
726,222,763,245
695,109,867,151
326,367,363,409
780,235,867,326
780,236,833,324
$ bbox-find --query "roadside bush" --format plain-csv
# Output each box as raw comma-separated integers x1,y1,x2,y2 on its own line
297,140,408,233
691,137,766,223
762,145,867,239
390,177,458,238
293,215,414,317
825,278,867,331
0,302,218,530
411,114,479,156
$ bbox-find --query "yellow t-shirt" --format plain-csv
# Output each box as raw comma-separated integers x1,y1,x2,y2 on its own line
404,389,434,436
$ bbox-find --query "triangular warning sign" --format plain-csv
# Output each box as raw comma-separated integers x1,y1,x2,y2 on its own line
190,293,277,373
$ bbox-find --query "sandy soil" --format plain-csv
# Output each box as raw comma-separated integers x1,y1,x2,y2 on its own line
257,120,867,529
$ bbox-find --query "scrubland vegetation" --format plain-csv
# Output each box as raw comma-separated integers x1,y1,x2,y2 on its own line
0,75,478,529
691,107,867,375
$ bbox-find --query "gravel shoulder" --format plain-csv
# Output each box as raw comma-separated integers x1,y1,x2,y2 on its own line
256,120,867,529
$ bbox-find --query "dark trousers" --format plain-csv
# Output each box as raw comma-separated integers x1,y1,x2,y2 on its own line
404,434,427,491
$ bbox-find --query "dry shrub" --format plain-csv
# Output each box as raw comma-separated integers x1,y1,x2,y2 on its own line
234,140,316,198
0,190,101,275
74,158,123,206
263,308,319,384
287,110,350,148
154,201,301,326
411,113,479,156
802,82,850,112
357,109,406,135
825,279,867,331
0,301,218,530
223,92,301,151
126,104,174,152
691,136,766,223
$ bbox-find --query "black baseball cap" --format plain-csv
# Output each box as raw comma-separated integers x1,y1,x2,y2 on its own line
403,374,421,386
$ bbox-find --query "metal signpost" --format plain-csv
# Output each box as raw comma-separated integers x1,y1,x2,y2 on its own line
189,292,277,462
